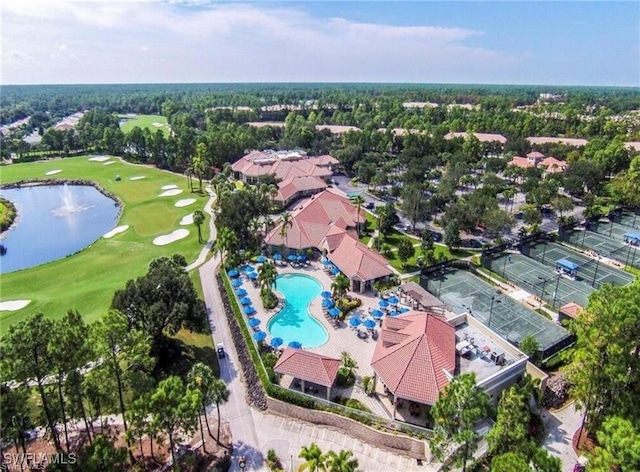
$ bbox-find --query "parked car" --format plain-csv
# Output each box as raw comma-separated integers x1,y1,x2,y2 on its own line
217,343,226,359
364,202,374,210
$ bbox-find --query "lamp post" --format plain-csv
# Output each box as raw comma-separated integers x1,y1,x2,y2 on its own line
537,276,548,310
541,243,548,264
488,295,501,328
552,272,561,308
591,256,600,288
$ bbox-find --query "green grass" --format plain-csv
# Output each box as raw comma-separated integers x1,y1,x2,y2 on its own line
119,114,170,137
0,156,210,332
624,265,640,277
173,328,219,377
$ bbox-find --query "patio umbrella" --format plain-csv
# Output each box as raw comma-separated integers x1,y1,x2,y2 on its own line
371,309,384,319
388,296,399,305
256,255,267,263
330,266,340,275
288,341,302,349
297,254,308,263
253,331,267,342
235,288,247,297
287,254,297,262
270,337,283,348
231,279,243,288
364,319,377,329
243,306,256,315
322,299,335,309
273,253,283,261
248,318,261,328
322,259,332,266
378,300,389,308
321,291,332,299
400,306,411,313
243,265,256,273
240,297,252,306
388,310,399,317
227,269,239,278
349,317,361,328
328,307,342,318
247,272,258,280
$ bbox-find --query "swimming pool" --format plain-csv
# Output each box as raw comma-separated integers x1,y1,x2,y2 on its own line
267,274,329,348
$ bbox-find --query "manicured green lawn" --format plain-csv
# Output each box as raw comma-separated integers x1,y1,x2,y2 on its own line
0,156,210,332
387,244,473,273
119,114,170,137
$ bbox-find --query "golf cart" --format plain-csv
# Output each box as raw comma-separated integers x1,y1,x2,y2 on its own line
217,343,226,359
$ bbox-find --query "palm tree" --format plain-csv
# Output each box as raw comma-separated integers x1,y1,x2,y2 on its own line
193,210,205,243
324,450,359,472
258,261,278,293
340,351,358,380
210,379,230,446
185,166,194,193
187,363,218,452
331,273,350,306
212,226,238,268
279,211,294,250
351,195,365,236
298,443,326,472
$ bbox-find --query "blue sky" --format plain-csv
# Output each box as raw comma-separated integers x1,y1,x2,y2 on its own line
2,1,638,86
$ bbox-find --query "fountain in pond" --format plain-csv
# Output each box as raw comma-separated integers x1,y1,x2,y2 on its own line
51,184,92,216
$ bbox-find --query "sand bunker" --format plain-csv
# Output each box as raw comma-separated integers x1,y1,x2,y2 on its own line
103,161,116,166
88,155,111,162
175,198,196,208
0,300,31,311
130,176,146,181
180,213,194,225
103,225,129,239
153,229,189,246
159,189,183,197
152,122,164,127
161,184,179,190
45,170,62,175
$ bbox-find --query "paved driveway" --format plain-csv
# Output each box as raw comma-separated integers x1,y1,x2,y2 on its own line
541,402,584,472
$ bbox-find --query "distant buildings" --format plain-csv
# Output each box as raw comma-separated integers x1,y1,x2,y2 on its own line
527,136,588,147
508,151,567,174
444,131,507,144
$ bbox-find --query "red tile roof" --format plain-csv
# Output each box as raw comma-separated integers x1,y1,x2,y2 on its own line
527,137,588,147
328,235,393,281
560,302,584,320
540,156,567,173
526,151,545,160
307,155,340,167
273,348,341,387
445,132,507,143
275,176,328,203
232,151,333,181
371,311,455,405
315,125,361,134
509,156,535,168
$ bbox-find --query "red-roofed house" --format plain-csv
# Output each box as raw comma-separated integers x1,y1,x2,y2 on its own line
540,156,567,174
444,132,507,144
508,152,567,175
265,189,393,292
273,348,341,400
231,150,339,208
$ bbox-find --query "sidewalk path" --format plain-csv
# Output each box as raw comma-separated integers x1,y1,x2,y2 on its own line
541,402,584,472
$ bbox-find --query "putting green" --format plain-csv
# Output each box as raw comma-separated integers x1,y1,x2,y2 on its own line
0,156,210,331
119,114,170,137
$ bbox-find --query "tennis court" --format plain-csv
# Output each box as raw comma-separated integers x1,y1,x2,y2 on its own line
421,269,572,358
617,211,640,230
523,241,634,288
559,229,640,269
589,220,635,241
486,253,593,308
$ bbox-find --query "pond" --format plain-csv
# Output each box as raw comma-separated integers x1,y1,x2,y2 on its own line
0,184,120,273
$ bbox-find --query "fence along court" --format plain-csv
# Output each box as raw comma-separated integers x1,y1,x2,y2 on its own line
421,269,572,358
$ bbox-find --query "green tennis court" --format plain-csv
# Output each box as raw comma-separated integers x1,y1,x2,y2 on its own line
589,220,635,241
618,211,640,230
559,229,640,269
421,269,572,357
523,241,634,288
486,253,593,308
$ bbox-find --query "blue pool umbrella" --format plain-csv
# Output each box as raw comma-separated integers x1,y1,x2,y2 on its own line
328,307,342,318
364,319,377,329
287,254,297,262
378,300,389,308
349,317,361,328
270,337,283,348
256,255,267,263
322,259,332,266
330,266,340,275
321,291,332,299
231,279,243,288
254,331,267,342
227,269,239,278
371,309,384,319
400,306,411,313
322,299,335,309
388,296,399,305
243,265,256,273
247,272,258,280
240,297,252,306
388,310,399,317
297,254,308,263
248,318,261,328
273,253,283,261
236,288,247,297
243,306,256,315
288,341,302,349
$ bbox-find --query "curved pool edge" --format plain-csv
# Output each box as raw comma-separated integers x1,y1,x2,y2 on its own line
267,273,330,349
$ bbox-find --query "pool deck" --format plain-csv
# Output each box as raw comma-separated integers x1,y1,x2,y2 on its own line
233,260,407,419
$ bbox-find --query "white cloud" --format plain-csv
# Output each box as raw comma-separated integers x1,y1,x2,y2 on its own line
1,1,520,84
